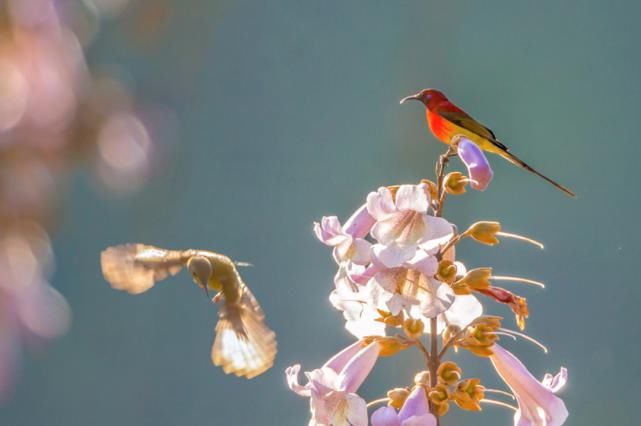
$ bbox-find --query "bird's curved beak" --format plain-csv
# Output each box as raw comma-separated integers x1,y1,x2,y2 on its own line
400,93,421,104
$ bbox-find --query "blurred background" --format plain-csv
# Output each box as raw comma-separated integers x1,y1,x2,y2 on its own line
0,0,638,424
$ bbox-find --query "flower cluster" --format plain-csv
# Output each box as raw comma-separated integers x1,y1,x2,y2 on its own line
288,137,568,425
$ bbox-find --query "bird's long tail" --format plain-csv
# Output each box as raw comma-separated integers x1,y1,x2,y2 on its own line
500,150,576,197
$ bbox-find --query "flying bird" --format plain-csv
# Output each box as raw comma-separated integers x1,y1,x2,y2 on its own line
100,243,277,379
400,89,575,197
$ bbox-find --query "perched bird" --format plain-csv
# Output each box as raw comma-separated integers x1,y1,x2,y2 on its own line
100,244,277,379
400,89,575,197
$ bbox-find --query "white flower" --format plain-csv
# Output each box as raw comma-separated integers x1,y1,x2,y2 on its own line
329,266,386,338
366,184,452,249
314,204,374,265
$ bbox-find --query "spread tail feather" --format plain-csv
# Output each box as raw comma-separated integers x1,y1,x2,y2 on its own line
212,300,277,379
500,151,576,198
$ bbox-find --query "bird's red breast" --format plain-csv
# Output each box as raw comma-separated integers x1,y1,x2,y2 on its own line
426,99,470,144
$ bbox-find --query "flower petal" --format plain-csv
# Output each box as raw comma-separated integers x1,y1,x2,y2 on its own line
343,204,376,239
542,367,568,394
398,386,431,421
417,279,454,318
330,268,387,338
285,364,311,397
337,342,380,393
420,216,455,252
441,294,483,331
395,184,429,213
371,406,401,426
314,216,348,246
457,138,493,191
345,393,369,426
402,414,437,426
491,345,569,426
323,341,365,374
372,243,417,269
406,250,438,277
350,239,372,265
371,212,428,246
367,187,397,221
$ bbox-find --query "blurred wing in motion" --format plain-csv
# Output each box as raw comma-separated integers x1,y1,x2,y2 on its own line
100,244,190,294
212,285,277,379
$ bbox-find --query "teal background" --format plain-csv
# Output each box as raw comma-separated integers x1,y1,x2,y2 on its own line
1,0,639,424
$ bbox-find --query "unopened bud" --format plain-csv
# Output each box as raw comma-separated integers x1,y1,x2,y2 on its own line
459,320,500,358
444,171,468,195
420,179,438,201
387,387,410,410
457,267,492,290
377,309,404,327
414,371,431,386
436,260,458,284
428,384,451,416
362,336,410,357
437,361,462,386
453,378,485,411
451,281,471,295
403,318,425,339
465,221,501,245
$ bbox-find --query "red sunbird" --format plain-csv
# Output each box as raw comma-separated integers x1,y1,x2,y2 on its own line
401,89,575,197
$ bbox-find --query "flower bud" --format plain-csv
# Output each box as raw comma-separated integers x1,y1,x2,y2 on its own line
457,267,492,290
453,378,485,411
465,221,501,245
376,309,404,327
451,281,471,295
362,336,410,357
414,371,431,386
387,387,410,410
428,384,451,416
444,171,468,195
420,179,438,201
436,260,457,284
456,138,493,191
459,322,499,357
437,361,462,386
403,318,425,339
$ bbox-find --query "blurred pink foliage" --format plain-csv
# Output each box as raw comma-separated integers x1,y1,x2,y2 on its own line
0,0,168,399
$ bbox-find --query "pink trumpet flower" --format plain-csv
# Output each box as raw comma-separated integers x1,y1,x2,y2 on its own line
456,138,493,191
314,204,374,265
286,341,380,426
490,344,568,426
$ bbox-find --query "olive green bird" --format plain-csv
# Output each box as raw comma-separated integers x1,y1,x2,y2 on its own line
100,243,277,379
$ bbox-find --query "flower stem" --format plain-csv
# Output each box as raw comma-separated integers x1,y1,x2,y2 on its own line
431,147,455,426
429,317,440,426
434,146,457,218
